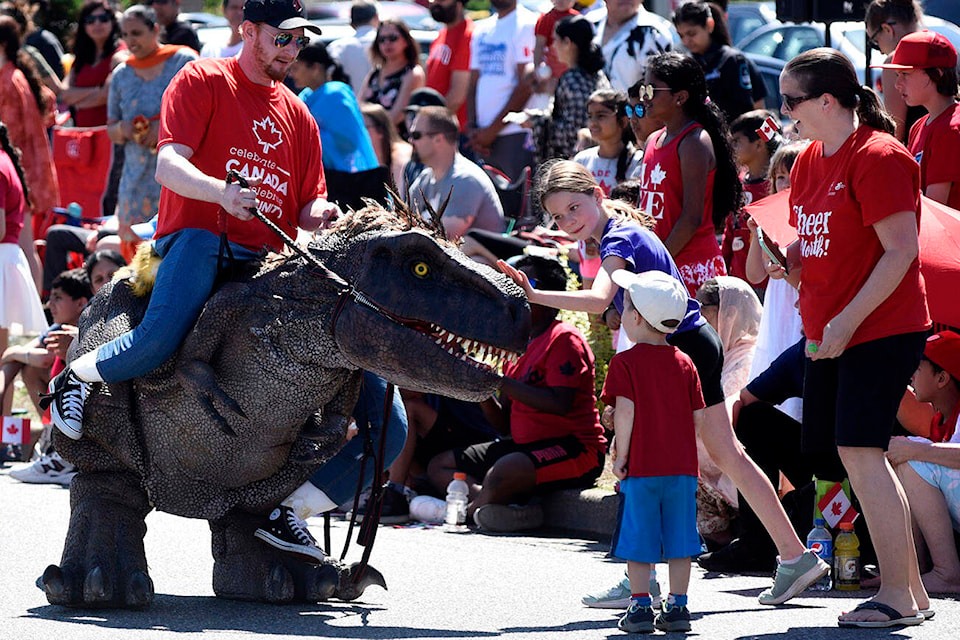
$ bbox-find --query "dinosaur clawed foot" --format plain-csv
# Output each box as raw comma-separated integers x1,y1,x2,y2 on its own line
42,563,154,609
335,562,387,601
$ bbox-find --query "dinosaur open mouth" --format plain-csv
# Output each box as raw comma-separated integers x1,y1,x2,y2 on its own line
401,320,514,374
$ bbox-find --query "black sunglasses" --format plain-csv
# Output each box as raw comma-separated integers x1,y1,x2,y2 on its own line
84,13,111,24
781,93,818,111
377,34,401,44
867,21,898,51
409,131,438,140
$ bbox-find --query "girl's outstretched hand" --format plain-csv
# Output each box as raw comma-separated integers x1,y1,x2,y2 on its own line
497,259,534,296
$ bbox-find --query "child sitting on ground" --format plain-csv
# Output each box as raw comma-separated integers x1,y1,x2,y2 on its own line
602,269,705,634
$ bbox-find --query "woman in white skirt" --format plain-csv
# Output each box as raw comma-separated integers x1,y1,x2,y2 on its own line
0,120,47,358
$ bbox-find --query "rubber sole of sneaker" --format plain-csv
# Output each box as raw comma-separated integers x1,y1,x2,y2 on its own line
253,529,326,564
655,615,691,632
473,503,544,533
759,558,830,605
49,400,83,440
582,596,631,609
618,616,655,633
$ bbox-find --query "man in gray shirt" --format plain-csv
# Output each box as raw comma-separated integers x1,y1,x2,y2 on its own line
408,106,504,240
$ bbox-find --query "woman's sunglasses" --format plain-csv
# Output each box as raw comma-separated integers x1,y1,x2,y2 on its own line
377,34,401,45
625,104,645,120
781,93,818,112
84,13,112,25
634,83,672,102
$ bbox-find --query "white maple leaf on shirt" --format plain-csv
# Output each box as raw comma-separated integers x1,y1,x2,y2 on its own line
252,116,283,154
650,163,667,186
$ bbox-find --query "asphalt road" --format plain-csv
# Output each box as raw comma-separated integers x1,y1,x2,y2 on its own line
2,467,957,640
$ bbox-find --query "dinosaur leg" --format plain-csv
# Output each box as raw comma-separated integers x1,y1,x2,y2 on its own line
210,513,342,604
42,471,154,609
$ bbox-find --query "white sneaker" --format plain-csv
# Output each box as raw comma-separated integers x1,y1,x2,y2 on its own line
9,451,77,486
409,495,446,523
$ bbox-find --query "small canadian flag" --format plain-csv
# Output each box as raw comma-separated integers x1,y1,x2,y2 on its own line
817,481,859,529
2,416,31,445
756,115,780,142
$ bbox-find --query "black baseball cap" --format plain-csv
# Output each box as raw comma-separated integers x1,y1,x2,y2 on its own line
405,87,447,113
244,0,322,34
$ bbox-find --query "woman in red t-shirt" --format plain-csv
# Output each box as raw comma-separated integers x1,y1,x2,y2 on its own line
877,30,960,210
60,2,126,127
634,52,740,296
777,48,931,628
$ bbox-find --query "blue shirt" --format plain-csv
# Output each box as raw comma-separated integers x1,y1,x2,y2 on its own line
599,217,705,335
299,82,379,173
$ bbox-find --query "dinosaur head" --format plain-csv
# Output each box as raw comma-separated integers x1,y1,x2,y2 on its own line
308,202,531,401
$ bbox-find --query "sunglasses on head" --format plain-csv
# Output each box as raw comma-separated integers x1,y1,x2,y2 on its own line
84,13,112,24
261,25,310,51
635,83,672,102
377,34,401,44
624,104,645,119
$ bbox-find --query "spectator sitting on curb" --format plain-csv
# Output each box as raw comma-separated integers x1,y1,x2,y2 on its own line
427,254,606,533
3,268,90,480
887,331,960,594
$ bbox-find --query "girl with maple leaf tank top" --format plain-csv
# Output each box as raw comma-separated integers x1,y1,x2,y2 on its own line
633,52,742,297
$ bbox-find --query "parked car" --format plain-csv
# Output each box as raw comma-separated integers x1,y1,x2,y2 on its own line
925,0,960,29
737,17,960,85
305,0,439,30
727,1,778,48
743,52,784,114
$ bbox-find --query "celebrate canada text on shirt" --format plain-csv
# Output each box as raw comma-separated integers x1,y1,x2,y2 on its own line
225,116,291,219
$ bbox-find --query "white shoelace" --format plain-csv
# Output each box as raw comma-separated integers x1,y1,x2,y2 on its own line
285,509,316,546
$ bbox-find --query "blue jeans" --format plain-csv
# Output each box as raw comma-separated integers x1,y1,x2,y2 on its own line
95,228,259,382
308,371,407,505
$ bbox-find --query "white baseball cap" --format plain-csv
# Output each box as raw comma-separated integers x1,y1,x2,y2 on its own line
611,269,688,334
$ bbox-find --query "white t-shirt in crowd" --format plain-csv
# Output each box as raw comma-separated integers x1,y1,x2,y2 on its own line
328,25,377,95
199,39,243,59
572,146,642,195
469,6,536,136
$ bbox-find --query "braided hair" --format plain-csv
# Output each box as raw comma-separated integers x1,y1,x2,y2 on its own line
0,120,30,207
648,52,743,230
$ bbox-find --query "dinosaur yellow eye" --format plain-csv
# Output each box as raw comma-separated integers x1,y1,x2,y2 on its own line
412,261,430,278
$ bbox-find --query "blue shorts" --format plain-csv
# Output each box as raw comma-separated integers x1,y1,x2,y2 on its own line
612,475,701,564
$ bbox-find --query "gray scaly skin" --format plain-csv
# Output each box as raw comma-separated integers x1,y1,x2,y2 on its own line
45,204,530,609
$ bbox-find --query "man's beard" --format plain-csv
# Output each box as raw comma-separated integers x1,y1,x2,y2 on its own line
430,3,458,24
254,38,292,82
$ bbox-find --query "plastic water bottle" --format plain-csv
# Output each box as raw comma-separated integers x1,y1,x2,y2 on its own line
444,472,469,530
834,522,861,591
806,518,833,591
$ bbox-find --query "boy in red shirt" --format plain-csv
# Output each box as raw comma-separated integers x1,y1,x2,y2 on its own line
602,269,705,634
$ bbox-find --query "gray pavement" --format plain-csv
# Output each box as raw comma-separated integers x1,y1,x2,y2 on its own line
2,467,958,640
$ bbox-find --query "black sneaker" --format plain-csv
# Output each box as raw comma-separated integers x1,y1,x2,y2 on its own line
356,484,411,524
254,506,325,564
618,602,655,634
655,603,692,632
44,368,88,440
0,444,22,464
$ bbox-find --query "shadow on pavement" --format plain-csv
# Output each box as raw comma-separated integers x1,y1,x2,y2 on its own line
24,596,498,637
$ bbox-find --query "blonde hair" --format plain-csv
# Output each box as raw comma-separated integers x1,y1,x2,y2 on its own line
535,160,654,229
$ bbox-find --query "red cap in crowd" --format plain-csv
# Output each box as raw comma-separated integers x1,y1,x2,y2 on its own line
872,30,958,70
924,331,960,381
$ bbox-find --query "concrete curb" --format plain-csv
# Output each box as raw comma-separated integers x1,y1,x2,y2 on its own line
542,487,619,540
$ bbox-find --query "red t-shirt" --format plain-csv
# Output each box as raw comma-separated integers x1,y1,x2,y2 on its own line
155,57,325,252
503,319,605,448
601,343,702,478
0,148,25,244
426,19,473,130
907,103,960,211
534,8,577,79
789,126,930,346
636,123,725,292
722,177,770,286
72,45,126,127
